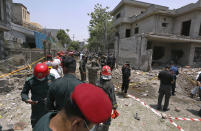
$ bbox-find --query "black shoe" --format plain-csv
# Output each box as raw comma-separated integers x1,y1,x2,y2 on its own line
172,93,175,96
163,108,170,111
157,107,161,110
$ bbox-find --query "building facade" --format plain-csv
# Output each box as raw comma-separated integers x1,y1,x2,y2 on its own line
112,0,201,70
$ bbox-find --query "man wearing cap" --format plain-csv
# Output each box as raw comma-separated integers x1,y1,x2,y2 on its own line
47,56,82,111
79,55,87,81
96,65,118,131
87,59,100,85
34,83,112,131
50,59,62,79
122,62,131,98
157,66,174,111
21,63,55,128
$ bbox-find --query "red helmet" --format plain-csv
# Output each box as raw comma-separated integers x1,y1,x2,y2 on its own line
34,63,49,79
101,65,111,76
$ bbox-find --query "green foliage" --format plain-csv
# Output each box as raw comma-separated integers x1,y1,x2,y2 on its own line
88,3,114,51
68,41,80,51
56,29,71,47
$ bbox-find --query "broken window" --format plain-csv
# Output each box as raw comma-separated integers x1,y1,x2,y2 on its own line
171,50,184,64
125,29,131,38
134,27,139,34
116,13,121,19
194,47,201,62
181,20,191,36
147,41,152,50
153,46,165,60
162,23,168,27
199,23,201,36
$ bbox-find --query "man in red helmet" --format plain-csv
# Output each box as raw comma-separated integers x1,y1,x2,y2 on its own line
21,63,55,128
96,65,118,131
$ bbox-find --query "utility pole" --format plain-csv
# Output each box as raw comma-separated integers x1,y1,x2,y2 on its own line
72,34,75,41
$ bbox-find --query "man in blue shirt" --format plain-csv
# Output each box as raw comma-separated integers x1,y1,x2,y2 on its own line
170,63,179,96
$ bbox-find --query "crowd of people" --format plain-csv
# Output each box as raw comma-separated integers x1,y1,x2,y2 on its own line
21,51,120,131
20,51,201,131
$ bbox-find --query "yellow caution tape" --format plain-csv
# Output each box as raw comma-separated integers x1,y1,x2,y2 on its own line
0,57,45,78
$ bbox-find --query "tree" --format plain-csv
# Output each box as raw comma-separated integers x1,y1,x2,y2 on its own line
88,3,114,52
68,41,80,51
56,29,71,47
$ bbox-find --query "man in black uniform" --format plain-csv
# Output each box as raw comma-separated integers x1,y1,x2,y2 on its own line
157,66,173,111
47,56,82,111
21,63,55,128
79,55,87,81
34,83,112,131
96,65,118,131
122,62,131,98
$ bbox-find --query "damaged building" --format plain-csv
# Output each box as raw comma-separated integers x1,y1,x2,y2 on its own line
111,0,201,70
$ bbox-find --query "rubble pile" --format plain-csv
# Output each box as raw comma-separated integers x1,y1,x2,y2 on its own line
177,68,201,95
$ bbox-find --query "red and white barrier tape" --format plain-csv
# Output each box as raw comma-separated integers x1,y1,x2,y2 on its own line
170,117,201,122
128,94,184,131
169,119,184,131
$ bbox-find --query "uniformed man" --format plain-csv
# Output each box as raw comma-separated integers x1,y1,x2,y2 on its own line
106,54,113,70
79,55,87,81
122,62,131,98
87,59,100,85
170,62,179,96
157,66,173,111
100,55,107,69
34,83,112,131
21,63,55,128
96,65,118,131
47,56,82,111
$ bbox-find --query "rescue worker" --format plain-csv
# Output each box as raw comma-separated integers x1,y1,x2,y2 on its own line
122,62,131,98
170,62,179,96
47,56,82,111
21,63,55,128
50,59,61,79
87,59,100,85
96,65,118,131
157,66,173,111
34,83,112,131
79,55,87,82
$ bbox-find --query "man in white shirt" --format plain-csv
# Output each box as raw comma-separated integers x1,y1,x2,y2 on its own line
50,59,62,79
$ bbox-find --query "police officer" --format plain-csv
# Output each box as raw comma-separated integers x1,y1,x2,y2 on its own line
79,55,87,82
122,62,131,98
47,56,82,111
170,62,179,96
96,65,118,131
157,66,173,111
21,63,55,128
100,55,107,69
34,83,113,131
87,59,100,85
107,54,113,70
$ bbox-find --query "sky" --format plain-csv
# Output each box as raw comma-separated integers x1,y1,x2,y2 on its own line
13,0,198,41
